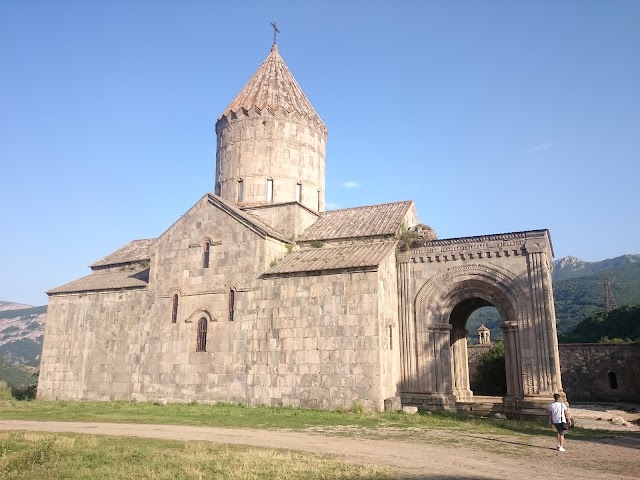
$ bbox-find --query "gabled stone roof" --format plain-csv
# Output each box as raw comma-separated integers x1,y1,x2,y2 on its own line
299,201,413,242
218,45,326,133
47,267,149,295
90,239,155,269
264,241,397,276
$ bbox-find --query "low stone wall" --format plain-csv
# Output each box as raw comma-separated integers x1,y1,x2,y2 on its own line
559,343,640,402
467,344,491,380
468,342,640,403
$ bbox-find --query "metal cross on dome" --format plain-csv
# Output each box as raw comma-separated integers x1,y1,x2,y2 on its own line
271,19,280,45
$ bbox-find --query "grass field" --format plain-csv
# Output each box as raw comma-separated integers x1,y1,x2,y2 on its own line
1,399,636,442
0,430,393,479
2,400,639,479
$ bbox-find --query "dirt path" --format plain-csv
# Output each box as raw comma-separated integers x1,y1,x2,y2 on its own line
1,420,638,479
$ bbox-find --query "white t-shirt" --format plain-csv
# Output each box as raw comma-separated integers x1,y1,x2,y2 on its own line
549,401,568,423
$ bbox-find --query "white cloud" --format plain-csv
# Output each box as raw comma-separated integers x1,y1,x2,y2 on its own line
528,143,552,154
342,181,360,189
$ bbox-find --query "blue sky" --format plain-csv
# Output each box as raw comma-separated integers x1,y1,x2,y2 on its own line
1,1,639,306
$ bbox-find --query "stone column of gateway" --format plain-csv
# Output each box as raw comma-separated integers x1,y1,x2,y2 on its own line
450,327,472,402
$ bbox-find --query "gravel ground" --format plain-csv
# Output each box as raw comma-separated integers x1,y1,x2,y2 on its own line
570,402,640,431
2,417,639,479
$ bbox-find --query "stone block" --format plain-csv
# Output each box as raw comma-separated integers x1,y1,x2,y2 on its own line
384,396,401,411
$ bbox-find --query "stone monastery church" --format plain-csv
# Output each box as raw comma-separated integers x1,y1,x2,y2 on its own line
39,40,564,415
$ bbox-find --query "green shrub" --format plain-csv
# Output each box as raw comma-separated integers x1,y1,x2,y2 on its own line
0,380,13,400
471,340,506,395
12,383,37,401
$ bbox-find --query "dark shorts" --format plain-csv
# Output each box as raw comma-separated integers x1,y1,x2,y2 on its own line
554,422,568,433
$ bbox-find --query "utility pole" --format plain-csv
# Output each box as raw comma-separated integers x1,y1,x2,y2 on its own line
600,271,618,313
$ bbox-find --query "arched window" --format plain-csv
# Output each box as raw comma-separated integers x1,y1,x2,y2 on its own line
171,294,178,323
608,372,618,389
196,318,207,352
229,289,235,322
203,241,210,269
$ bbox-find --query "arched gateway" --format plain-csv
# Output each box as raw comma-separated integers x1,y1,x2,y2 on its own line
397,229,563,415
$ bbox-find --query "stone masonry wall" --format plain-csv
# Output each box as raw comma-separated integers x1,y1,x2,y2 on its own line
559,343,640,402
467,343,640,402
243,203,319,240
38,289,152,400
247,268,389,410
41,199,396,410
41,267,391,410
377,248,401,403
216,113,326,211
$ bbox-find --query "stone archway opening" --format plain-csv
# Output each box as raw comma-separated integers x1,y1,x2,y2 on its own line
399,233,562,416
448,298,507,403
465,305,507,396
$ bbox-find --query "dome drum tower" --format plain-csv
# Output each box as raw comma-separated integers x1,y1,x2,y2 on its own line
215,45,327,215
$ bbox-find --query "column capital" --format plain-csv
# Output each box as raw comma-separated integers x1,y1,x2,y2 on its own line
524,240,547,255
396,251,412,263
451,328,469,340
428,324,452,333
500,321,518,332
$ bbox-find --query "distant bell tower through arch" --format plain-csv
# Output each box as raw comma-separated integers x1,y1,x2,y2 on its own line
214,43,328,212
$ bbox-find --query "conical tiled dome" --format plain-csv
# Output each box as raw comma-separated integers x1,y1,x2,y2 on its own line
219,45,326,133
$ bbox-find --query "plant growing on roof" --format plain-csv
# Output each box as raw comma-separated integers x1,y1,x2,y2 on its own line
396,224,437,251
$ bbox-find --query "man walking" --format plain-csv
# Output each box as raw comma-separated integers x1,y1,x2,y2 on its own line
548,393,572,451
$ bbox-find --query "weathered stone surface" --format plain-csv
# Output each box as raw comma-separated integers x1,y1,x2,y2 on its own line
559,343,640,402
384,396,402,412
39,43,564,416
402,406,418,414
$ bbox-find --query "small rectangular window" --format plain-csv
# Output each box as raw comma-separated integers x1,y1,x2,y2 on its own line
171,295,179,323
267,179,273,201
229,289,235,322
238,179,244,202
296,183,301,203
317,190,321,211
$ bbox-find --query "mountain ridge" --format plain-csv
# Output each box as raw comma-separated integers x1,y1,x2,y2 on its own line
460,253,640,341
0,301,46,367
552,253,640,282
